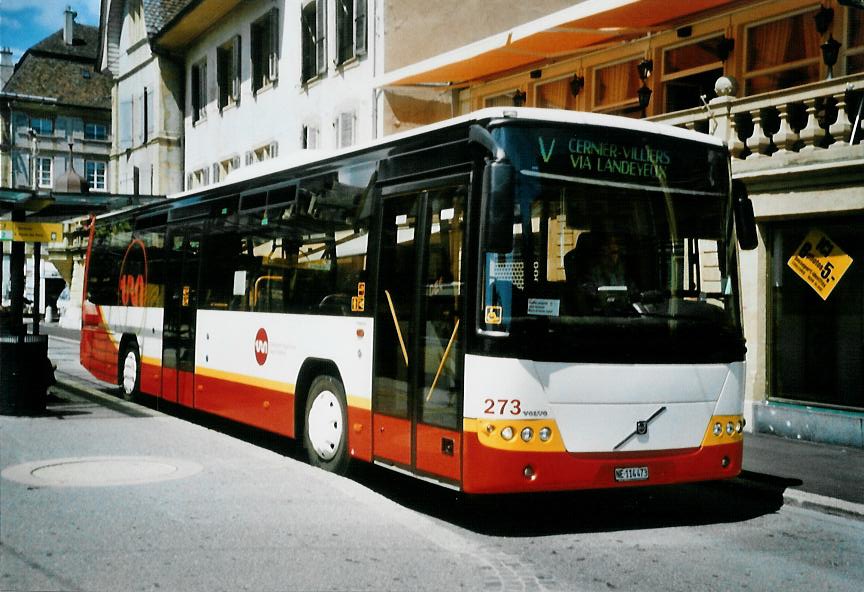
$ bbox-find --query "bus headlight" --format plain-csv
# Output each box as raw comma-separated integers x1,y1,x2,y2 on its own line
538,427,552,442
500,426,515,441
726,422,735,435
736,420,744,434
713,422,723,437
520,427,534,442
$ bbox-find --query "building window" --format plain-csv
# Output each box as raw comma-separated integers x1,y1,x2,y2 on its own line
251,8,280,93
217,36,242,110
36,157,52,188
744,8,821,95
302,124,320,149
336,0,367,66
336,112,355,148
536,77,577,110
661,35,725,113
191,60,207,123
593,58,642,117
847,7,864,75
84,122,108,140
252,141,279,163
301,0,327,83
768,218,863,411
85,161,107,191
31,117,54,135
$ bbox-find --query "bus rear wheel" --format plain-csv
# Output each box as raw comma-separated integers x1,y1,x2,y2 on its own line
119,343,140,401
303,375,350,474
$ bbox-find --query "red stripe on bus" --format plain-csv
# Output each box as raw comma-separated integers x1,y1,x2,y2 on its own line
415,424,461,482
462,437,742,494
347,406,373,462
373,414,411,466
195,373,296,437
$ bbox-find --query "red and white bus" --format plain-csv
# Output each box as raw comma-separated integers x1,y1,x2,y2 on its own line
81,108,757,493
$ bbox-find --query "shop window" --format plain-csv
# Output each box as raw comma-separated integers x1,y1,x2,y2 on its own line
593,58,642,117
536,77,577,110
251,8,279,93
217,36,242,110
769,218,863,410
846,7,864,75
744,9,821,95
662,35,725,113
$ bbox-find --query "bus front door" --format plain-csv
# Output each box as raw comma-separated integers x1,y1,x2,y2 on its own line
373,178,466,486
161,223,201,406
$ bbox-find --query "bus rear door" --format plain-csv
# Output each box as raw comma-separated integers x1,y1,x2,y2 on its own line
161,221,202,406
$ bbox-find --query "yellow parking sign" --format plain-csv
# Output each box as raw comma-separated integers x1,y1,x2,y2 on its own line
0,221,63,243
787,230,853,300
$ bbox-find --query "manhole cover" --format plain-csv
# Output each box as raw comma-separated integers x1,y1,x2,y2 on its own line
1,456,202,487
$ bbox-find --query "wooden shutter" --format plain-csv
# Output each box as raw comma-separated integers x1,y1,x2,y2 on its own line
232,35,242,102
355,0,367,57
269,7,280,82
316,0,327,76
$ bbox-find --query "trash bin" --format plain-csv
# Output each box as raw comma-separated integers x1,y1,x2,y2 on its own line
0,334,50,415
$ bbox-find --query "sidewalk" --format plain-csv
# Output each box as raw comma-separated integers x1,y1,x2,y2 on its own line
36,322,864,520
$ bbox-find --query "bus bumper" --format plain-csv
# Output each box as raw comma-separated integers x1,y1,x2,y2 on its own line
461,437,743,494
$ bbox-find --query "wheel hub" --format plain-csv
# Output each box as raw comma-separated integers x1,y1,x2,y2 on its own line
307,390,343,460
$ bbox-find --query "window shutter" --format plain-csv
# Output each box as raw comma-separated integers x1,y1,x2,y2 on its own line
245,151,253,166
232,155,241,169
133,94,144,146
355,0,367,57
269,8,280,82
316,0,327,76
198,63,207,119
120,99,133,149
232,35,242,102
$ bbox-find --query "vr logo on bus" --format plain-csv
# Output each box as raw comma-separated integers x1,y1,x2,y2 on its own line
254,328,269,366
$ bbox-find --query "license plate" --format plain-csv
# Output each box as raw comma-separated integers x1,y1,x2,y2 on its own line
614,466,649,482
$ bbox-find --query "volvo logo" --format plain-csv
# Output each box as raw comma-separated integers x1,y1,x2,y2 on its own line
613,406,667,451
254,328,269,366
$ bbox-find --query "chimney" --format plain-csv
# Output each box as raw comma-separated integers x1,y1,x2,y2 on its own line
64,6,78,45
0,48,13,89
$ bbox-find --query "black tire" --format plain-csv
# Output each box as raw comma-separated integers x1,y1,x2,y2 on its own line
118,343,141,401
303,375,350,474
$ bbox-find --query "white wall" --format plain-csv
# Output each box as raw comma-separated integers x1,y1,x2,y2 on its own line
183,0,381,190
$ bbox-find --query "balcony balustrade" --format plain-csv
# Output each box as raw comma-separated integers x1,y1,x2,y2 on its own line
650,73,864,167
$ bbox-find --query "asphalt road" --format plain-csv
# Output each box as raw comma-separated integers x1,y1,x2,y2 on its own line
2,382,862,592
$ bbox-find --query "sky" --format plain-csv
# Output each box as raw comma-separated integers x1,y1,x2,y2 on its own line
1,0,101,64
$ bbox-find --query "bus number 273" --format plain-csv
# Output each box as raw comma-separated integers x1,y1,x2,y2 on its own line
484,398,522,416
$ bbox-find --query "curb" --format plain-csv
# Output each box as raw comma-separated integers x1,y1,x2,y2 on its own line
53,375,156,417
782,489,864,521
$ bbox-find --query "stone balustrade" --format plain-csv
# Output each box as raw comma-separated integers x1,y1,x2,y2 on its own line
650,73,864,161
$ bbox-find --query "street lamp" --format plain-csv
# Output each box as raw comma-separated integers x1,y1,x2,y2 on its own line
637,58,653,117
821,35,842,79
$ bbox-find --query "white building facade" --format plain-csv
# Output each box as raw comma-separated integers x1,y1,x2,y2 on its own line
164,0,380,190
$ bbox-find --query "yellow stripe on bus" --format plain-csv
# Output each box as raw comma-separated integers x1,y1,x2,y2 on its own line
194,366,371,410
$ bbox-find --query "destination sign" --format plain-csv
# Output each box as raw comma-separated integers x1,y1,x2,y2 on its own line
498,124,726,195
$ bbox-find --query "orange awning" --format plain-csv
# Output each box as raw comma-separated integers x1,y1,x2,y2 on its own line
378,0,741,87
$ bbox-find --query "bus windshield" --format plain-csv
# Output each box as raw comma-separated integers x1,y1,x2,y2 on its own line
480,123,743,363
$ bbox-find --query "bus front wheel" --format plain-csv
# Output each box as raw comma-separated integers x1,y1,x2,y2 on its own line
119,343,140,401
303,375,350,474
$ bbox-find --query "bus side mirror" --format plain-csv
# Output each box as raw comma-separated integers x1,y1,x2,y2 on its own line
481,159,515,253
732,179,758,251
